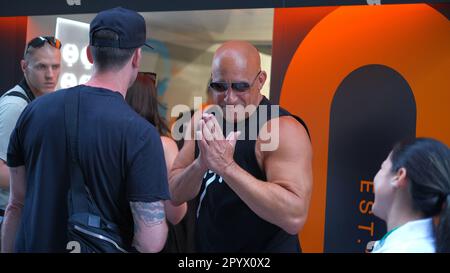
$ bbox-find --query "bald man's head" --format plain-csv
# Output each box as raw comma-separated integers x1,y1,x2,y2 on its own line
209,41,267,122
212,41,261,76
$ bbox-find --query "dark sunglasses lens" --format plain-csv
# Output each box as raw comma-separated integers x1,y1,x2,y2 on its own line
232,82,250,92
209,82,228,92
27,37,62,50
28,38,46,48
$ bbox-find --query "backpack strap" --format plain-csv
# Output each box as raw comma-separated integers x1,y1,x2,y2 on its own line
64,88,90,214
64,89,117,230
5,91,31,104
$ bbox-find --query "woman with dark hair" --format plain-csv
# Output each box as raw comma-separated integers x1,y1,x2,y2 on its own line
372,137,450,253
126,72,187,226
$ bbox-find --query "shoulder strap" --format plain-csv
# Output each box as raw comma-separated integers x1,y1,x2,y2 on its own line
5,91,31,103
64,89,124,234
64,89,89,214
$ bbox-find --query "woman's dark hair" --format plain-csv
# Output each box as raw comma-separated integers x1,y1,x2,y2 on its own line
126,72,170,136
390,137,450,253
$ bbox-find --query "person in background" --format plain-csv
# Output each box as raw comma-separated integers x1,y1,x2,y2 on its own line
0,36,61,234
126,72,187,228
372,137,450,253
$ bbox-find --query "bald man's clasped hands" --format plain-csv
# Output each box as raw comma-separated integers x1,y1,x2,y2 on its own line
196,113,241,175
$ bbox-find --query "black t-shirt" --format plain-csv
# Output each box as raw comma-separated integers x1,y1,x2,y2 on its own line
195,97,308,252
7,85,169,252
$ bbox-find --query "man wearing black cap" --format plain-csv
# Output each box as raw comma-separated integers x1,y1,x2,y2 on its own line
1,7,169,253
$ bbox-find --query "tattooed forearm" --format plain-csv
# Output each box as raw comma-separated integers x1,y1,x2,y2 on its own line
131,201,166,228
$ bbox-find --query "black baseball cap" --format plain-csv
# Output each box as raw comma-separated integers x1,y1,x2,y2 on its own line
89,7,153,49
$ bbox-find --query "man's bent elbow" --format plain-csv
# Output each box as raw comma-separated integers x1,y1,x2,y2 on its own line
165,202,187,225
284,214,308,235
170,189,196,206
169,196,185,207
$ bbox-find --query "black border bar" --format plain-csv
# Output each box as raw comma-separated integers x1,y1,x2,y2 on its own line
0,0,449,17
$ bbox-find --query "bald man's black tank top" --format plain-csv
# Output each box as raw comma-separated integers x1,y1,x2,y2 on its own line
194,96,308,252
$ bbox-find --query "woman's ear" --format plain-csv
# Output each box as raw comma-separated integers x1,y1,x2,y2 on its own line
392,167,408,188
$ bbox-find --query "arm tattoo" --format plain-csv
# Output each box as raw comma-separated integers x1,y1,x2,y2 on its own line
131,201,166,229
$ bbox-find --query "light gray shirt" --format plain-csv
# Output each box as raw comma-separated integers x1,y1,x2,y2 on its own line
0,84,29,209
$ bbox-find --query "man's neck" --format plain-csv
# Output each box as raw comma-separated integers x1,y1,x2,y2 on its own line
85,70,130,98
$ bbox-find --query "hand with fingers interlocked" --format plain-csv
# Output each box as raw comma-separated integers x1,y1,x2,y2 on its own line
196,113,241,176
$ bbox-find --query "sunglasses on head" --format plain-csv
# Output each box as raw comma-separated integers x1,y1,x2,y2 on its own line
25,36,62,55
209,71,261,92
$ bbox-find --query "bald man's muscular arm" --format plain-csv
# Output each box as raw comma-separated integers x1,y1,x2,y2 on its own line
217,117,312,234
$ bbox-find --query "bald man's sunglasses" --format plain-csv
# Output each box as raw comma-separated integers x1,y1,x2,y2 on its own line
209,71,261,92
25,36,62,55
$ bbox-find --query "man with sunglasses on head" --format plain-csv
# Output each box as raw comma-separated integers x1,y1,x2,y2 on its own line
0,36,61,244
169,41,313,252
1,7,169,252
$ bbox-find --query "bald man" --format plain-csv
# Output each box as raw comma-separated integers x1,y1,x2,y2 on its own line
169,41,312,252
